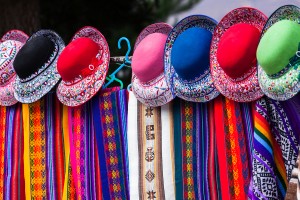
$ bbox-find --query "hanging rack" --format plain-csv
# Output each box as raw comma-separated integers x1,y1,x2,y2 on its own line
103,37,132,89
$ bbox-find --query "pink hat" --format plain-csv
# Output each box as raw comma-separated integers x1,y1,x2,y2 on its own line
1,29,28,43
0,30,28,106
0,40,26,106
131,23,175,107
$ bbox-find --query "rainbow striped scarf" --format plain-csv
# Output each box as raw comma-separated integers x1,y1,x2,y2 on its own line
250,96,299,199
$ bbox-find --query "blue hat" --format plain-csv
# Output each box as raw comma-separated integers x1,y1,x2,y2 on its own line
164,15,219,102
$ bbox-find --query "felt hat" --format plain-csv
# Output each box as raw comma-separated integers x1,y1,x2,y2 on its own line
56,26,110,107
13,30,65,103
210,7,267,102
131,23,174,107
257,5,300,101
0,40,26,106
1,30,29,43
164,15,220,102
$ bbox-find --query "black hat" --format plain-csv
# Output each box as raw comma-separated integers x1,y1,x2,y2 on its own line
13,30,65,103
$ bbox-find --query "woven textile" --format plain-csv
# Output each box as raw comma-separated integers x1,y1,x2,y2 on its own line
3,104,24,200
62,104,77,200
23,93,66,199
127,92,175,200
172,98,222,200
0,106,6,199
214,96,251,200
92,88,129,200
68,100,97,200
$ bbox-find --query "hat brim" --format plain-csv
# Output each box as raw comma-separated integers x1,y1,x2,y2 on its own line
164,15,220,102
132,72,174,107
56,26,110,107
210,7,267,102
14,30,65,103
132,23,175,106
0,75,18,106
258,5,300,101
1,30,29,43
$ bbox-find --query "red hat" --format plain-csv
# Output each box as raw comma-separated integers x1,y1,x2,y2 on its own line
210,7,267,102
56,26,110,106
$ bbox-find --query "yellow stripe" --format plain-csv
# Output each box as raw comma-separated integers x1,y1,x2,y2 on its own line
22,104,31,200
62,105,70,200
255,122,273,143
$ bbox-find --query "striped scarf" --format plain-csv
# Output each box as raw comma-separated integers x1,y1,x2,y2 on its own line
22,93,65,199
214,96,251,200
0,104,25,199
172,97,222,200
250,96,299,199
68,99,98,200
92,88,129,200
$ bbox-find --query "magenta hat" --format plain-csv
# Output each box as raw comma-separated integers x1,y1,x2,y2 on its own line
0,30,28,106
0,40,26,106
131,23,175,107
1,29,28,43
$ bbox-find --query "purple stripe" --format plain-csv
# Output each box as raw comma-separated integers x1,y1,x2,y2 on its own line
256,104,268,115
196,103,201,199
270,99,298,153
253,153,276,178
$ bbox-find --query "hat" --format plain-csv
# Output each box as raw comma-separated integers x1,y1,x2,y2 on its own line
257,5,300,101
13,30,65,103
131,23,174,107
56,26,110,107
0,40,25,106
164,15,220,102
210,7,267,102
1,29,28,43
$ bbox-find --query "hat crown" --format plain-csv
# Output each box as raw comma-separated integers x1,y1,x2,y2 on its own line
0,40,21,68
257,20,300,76
57,37,100,82
0,40,23,85
217,23,260,79
171,27,212,81
13,35,55,80
132,33,167,82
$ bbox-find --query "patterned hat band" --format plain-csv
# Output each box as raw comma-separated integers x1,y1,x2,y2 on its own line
267,43,300,79
0,64,15,86
63,52,103,86
20,44,59,83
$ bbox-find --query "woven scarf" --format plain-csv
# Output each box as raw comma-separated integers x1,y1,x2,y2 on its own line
3,103,24,200
214,96,250,200
23,93,66,199
68,99,98,200
172,98,222,200
92,88,129,200
127,92,176,200
0,106,6,199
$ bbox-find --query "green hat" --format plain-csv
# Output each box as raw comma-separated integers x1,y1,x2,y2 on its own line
257,5,300,101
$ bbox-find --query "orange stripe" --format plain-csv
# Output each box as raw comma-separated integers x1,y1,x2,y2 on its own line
55,97,64,200
0,106,6,199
